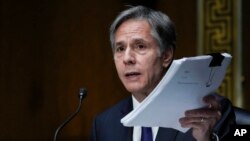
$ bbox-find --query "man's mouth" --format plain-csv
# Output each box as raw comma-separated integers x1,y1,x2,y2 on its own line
125,72,141,77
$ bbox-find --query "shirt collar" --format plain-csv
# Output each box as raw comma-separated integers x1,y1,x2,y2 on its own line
132,95,141,109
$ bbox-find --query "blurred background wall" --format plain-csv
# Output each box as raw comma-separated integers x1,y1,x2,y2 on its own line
0,0,249,140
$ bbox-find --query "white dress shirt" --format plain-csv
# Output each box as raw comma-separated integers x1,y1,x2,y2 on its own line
132,96,159,141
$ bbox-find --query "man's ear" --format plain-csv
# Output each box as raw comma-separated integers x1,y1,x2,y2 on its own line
162,48,174,68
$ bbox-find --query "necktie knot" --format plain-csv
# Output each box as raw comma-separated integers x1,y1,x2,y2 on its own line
141,127,153,141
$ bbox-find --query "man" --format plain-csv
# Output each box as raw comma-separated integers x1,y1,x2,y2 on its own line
90,6,235,141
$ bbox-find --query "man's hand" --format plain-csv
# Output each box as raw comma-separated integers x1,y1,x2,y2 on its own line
179,94,222,141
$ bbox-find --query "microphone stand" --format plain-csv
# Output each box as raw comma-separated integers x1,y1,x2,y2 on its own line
53,88,87,141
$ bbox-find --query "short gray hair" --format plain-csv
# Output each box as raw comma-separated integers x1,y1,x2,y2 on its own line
110,6,176,54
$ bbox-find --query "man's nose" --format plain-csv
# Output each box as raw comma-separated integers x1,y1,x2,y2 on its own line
123,48,136,65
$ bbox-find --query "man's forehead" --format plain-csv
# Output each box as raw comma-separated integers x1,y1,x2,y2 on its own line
114,20,152,41
116,19,151,33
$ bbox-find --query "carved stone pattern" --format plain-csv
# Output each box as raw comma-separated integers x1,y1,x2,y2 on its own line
202,0,235,101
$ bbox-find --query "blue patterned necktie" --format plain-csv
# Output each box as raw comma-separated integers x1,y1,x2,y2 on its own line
141,127,153,141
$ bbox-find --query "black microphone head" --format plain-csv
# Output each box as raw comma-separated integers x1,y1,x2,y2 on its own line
79,88,87,100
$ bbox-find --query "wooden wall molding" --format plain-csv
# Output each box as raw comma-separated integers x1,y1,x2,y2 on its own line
197,0,243,107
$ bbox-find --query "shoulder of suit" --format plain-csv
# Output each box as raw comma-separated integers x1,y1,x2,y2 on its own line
95,96,132,120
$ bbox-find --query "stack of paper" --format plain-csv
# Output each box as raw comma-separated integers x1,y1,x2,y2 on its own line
121,53,232,133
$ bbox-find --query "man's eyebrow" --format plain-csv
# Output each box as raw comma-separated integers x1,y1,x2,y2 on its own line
114,42,124,47
115,38,147,46
133,38,147,43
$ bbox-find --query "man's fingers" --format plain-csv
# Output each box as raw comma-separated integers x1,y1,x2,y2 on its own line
185,108,221,119
180,117,207,123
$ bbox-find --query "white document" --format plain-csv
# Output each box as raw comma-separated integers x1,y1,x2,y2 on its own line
121,53,232,133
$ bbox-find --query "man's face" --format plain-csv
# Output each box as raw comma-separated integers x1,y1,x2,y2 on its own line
113,19,173,99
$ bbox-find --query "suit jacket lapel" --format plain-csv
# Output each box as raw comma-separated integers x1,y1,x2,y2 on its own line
121,97,133,141
156,127,195,141
156,127,179,141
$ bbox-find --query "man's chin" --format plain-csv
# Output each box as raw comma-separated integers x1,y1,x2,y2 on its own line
125,86,144,94
122,81,146,93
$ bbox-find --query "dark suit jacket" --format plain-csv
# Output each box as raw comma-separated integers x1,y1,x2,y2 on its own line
90,96,235,141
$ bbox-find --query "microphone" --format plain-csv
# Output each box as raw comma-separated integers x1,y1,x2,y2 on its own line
53,88,87,141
